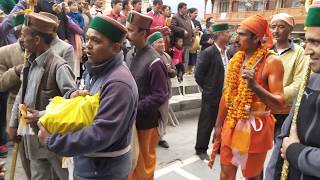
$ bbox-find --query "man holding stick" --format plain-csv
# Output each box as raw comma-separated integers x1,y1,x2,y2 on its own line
266,2,320,179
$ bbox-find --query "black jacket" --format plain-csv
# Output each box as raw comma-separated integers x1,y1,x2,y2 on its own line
194,45,227,104
200,33,215,51
192,19,202,32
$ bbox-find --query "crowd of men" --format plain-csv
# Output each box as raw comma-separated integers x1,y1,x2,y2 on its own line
0,0,320,180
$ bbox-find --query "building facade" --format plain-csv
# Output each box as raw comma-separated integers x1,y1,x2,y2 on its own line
204,0,311,33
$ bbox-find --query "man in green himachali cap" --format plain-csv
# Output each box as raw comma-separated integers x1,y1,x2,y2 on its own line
194,22,231,160
38,15,139,180
266,1,320,179
211,23,229,32
147,31,178,148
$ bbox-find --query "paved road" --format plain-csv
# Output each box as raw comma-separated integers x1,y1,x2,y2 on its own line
155,118,245,180
3,116,272,180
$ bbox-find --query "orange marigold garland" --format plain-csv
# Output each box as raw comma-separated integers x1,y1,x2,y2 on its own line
225,46,267,128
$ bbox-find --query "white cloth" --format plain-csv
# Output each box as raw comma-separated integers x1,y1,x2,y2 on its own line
215,43,229,75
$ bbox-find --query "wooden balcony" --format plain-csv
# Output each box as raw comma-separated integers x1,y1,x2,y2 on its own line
204,7,307,25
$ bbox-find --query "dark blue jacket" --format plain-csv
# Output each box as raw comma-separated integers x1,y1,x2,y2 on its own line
47,51,138,179
68,12,84,29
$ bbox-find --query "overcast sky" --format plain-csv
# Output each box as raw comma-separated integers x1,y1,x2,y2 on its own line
162,0,210,20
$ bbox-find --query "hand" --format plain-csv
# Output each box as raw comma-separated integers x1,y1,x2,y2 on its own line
14,64,24,75
83,6,91,16
290,125,299,140
70,90,89,99
207,39,214,44
52,3,62,13
281,136,300,160
193,26,200,33
8,127,20,142
213,126,222,141
242,68,256,89
166,63,171,70
25,108,40,126
161,26,169,33
37,122,50,146
184,30,188,38
0,161,5,179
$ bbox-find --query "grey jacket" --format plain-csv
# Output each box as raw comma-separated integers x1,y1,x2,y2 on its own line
0,42,24,123
171,13,193,46
50,36,75,71
10,48,76,160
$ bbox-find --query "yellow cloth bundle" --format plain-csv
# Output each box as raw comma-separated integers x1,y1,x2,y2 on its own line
39,94,100,134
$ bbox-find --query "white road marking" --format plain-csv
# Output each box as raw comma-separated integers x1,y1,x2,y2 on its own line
155,155,203,178
175,168,202,180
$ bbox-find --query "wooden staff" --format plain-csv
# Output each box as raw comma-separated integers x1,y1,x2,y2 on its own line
280,66,311,180
9,143,20,180
9,53,30,180
27,0,37,12
9,1,36,179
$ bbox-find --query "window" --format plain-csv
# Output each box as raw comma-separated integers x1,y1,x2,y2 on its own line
238,2,247,11
253,1,264,10
292,0,301,7
237,0,266,11
265,0,276,10
220,0,230,12
232,0,239,12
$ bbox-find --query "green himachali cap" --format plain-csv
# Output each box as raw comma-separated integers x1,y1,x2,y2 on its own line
12,14,24,30
211,23,229,32
305,2,320,27
89,15,128,43
0,0,15,14
147,32,163,45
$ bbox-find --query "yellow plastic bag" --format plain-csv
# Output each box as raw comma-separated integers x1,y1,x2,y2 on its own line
190,32,201,53
39,94,100,134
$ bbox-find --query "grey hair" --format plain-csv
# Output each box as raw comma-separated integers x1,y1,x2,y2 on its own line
213,30,227,40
